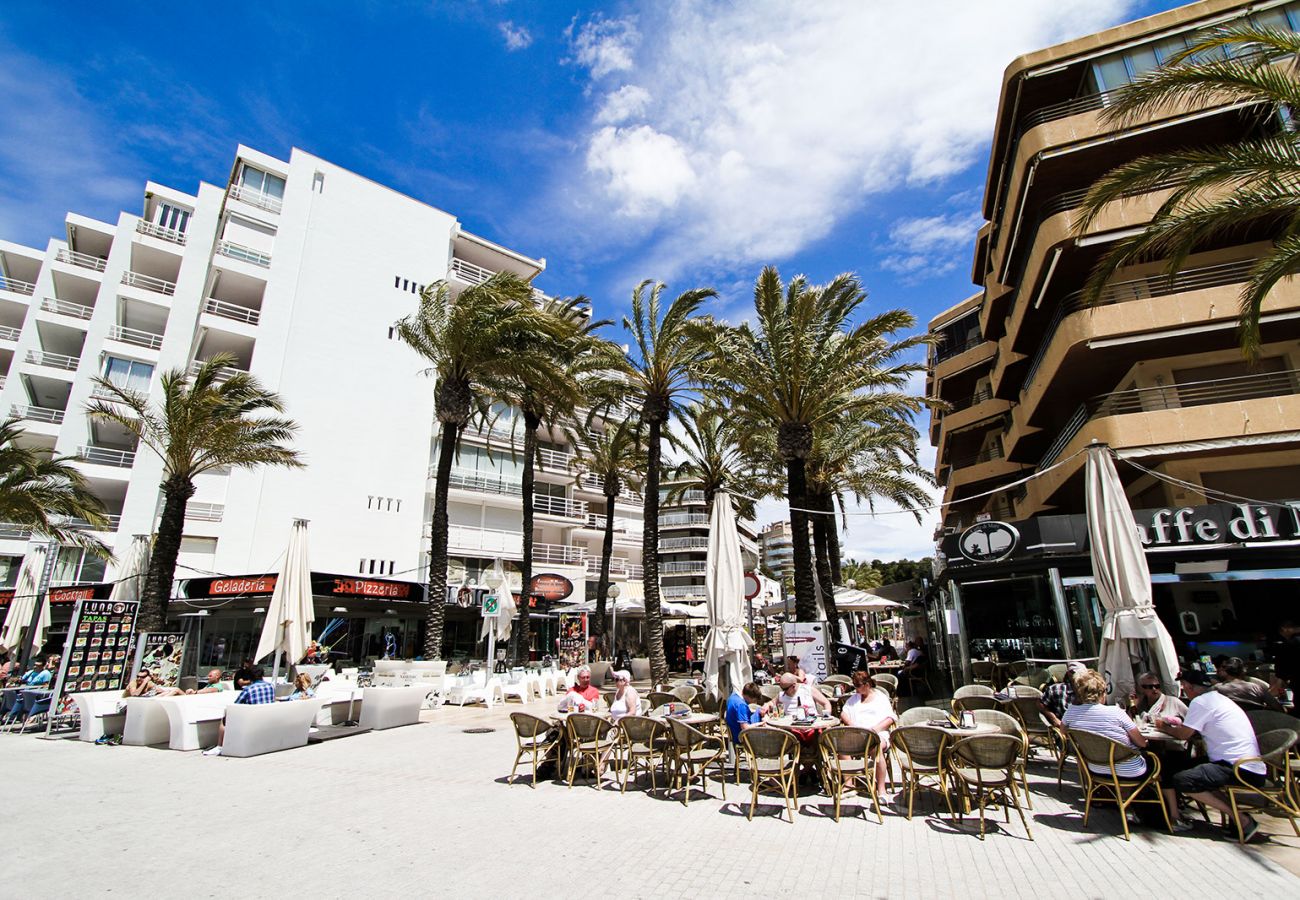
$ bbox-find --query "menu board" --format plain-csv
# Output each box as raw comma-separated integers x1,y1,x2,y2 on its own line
129,632,187,689
558,613,587,664
47,599,140,720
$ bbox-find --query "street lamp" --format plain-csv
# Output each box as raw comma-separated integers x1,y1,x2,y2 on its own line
606,583,621,661
484,568,504,674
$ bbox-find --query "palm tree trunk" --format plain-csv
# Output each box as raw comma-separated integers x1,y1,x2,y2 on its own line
512,412,539,665
643,418,668,685
786,457,818,622
593,496,616,646
811,491,841,636
825,495,843,585
140,475,195,632
425,421,459,660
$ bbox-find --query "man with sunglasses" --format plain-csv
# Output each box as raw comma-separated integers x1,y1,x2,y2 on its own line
1128,672,1186,721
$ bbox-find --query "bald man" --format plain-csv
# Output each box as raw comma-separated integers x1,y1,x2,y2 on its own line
764,673,831,717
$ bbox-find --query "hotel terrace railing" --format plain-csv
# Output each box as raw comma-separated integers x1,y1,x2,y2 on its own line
203,297,262,325
185,502,225,522
66,514,123,532
932,330,984,364
660,560,707,576
1039,368,1300,468
0,522,34,539
660,585,706,599
446,467,522,496
0,325,21,342
40,297,94,320
78,445,137,468
1022,258,1260,395
943,387,994,415
56,249,108,272
217,240,272,268
586,556,644,579
450,258,495,286
0,276,36,295
108,325,164,351
659,536,709,551
661,489,706,505
534,494,588,519
660,512,708,528
579,472,640,499
189,360,248,381
227,183,283,213
26,349,79,371
121,271,177,295
10,404,65,425
441,524,520,553
946,444,1005,471
583,513,643,535
536,543,586,565
537,447,574,470
136,220,187,245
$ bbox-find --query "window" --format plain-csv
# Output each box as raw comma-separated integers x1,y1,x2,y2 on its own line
156,203,191,233
103,357,154,392
238,165,286,201
52,547,107,586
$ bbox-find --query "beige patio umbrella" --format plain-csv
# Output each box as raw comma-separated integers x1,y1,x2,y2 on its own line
254,519,314,680
109,535,151,604
702,492,752,700
1086,444,1179,698
0,545,49,655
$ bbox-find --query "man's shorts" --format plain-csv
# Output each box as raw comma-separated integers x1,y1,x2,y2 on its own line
1169,760,1265,793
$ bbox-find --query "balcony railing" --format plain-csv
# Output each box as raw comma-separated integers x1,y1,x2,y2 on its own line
121,271,176,295
26,349,79,371
0,325,20,341
443,524,522,555
227,183,283,213
947,444,1004,470
661,488,705,505
944,387,994,415
40,297,94,320
660,560,707,575
66,514,123,532
579,472,640,500
136,220,187,245
185,502,225,522
933,330,984,364
446,467,521,496
537,447,574,470
659,536,709,551
450,258,494,286
534,494,588,519
660,513,708,528
582,514,643,536
91,382,140,401
0,522,34,539
189,360,248,381
1018,89,1117,134
536,543,586,565
203,297,262,325
660,584,706,599
109,325,164,350
586,556,644,579
56,248,108,272
0,276,36,295
10,404,65,424
78,445,136,468
216,240,272,268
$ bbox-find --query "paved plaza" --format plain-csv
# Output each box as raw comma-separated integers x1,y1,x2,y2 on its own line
5,698,1299,899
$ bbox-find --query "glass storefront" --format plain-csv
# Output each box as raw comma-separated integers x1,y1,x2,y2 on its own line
959,574,1064,662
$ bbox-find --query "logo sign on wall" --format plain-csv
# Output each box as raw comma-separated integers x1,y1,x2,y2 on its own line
530,573,574,602
958,521,1020,562
45,599,140,731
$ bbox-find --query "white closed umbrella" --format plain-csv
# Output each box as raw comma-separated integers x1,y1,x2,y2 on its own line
110,535,151,604
480,558,515,673
0,545,48,655
702,492,753,700
254,519,314,680
1086,444,1180,698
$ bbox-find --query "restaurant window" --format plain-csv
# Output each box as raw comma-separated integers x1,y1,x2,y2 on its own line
52,547,107,586
103,356,154,392
960,574,1063,662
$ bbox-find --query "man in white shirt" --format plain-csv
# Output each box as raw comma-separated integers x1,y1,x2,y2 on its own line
1156,669,1267,840
764,673,830,717
840,670,896,795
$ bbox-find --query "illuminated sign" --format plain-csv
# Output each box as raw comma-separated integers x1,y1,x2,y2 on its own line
210,576,278,596
331,578,411,599
530,573,574,602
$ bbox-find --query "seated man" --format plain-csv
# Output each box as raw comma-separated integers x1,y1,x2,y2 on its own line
557,665,601,713
1215,657,1284,712
1157,669,1267,840
189,668,228,695
125,670,184,698
204,666,275,756
1039,660,1084,728
764,673,830,718
725,682,764,743
1128,671,1187,720
19,658,52,688
840,670,896,795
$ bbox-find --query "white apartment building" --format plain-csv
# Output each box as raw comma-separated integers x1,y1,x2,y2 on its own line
759,520,794,582
0,145,642,667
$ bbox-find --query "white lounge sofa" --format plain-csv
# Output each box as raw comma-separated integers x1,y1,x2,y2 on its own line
357,686,428,730
72,691,126,743
221,698,325,758
158,694,241,751
370,660,448,688
443,671,504,708
122,698,172,746
315,684,364,726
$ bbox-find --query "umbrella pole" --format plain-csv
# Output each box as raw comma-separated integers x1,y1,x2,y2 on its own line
272,649,283,684
486,630,496,676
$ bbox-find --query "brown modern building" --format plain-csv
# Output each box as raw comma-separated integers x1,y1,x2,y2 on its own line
926,0,1300,680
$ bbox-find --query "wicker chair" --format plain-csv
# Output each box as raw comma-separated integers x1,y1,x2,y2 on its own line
565,713,617,789
970,661,996,687
1225,728,1300,844
1067,728,1171,841
617,715,670,794
759,684,781,703
508,712,559,788
950,734,1034,840
1006,696,1062,798
1015,668,1051,691
671,685,700,709
872,673,899,694
1046,664,1068,685
1005,684,1042,699
971,708,1032,806
740,727,801,823
892,725,954,820
822,674,853,690
819,726,884,823
953,684,995,700
898,706,948,727
647,691,679,710
601,690,617,708
667,718,727,806
953,695,999,714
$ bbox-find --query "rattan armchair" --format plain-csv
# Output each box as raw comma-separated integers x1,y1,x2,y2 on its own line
1066,728,1171,841
950,734,1034,841
565,713,617,789
648,691,679,709
740,726,800,823
891,725,955,819
617,715,670,794
671,685,701,709
1225,728,1300,844
953,695,999,714
970,661,997,687
972,708,1032,807
872,673,899,694
819,726,884,823
668,717,727,806
898,706,948,726
759,684,781,703
508,712,559,788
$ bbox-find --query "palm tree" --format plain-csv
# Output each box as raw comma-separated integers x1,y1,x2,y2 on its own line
840,559,883,590
87,354,302,631
1075,24,1300,358
573,418,644,647
394,273,559,660
0,420,110,556
664,401,765,518
709,267,926,622
623,279,717,685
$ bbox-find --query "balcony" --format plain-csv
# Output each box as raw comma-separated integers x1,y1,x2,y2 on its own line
660,584,706,600
56,249,108,272
536,543,586,565
947,444,1004,471
446,467,521,496
0,523,34,540
121,271,176,295
586,556,644,579
136,220,187,246
660,512,707,528
933,331,984,365
537,446,574,470
0,276,35,296
583,513,643,536
0,325,20,342
78,445,137,468
534,494,588,519
450,257,494,286
227,183,283,214
659,536,708,552
216,240,272,268
40,297,94,321
108,325,164,351
442,524,522,556
660,560,707,576
10,404,65,424
185,502,224,522
189,360,248,381
579,472,640,500
26,349,79,372
66,514,123,532
203,297,261,325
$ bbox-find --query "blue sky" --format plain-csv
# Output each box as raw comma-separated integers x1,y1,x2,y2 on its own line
0,0,1183,560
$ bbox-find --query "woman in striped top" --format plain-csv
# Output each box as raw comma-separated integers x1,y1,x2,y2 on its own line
1061,669,1150,778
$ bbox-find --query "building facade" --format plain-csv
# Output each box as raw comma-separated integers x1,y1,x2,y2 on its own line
0,145,642,667
759,520,794,583
926,0,1300,680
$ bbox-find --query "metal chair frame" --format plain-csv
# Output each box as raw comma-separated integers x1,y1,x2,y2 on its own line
1067,728,1171,841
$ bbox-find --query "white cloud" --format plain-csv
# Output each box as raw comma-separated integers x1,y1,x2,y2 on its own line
880,211,983,280
567,14,640,78
558,0,1136,280
499,21,533,51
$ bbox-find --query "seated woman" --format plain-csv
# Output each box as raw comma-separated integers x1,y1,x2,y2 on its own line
839,670,896,796
1061,669,1149,779
607,670,639,723
288,673,316,700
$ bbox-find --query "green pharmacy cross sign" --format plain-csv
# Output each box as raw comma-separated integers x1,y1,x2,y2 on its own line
482,595,499,617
